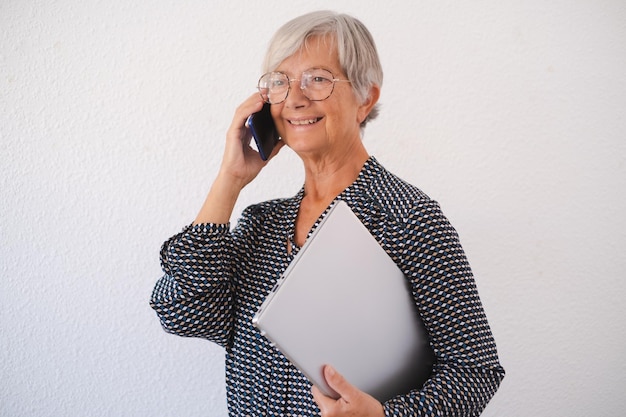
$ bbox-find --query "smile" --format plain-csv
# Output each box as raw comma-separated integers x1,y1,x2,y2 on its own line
288,117,322,126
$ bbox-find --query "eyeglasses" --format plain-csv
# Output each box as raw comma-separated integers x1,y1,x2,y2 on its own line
257,68,351,104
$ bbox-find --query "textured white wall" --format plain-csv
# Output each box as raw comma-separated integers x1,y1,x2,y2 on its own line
2,1,625,416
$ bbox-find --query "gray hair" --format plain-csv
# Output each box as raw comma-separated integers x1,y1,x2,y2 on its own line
263,11,383,127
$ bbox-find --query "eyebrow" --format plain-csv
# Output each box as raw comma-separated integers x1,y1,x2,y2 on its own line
272,67,339,76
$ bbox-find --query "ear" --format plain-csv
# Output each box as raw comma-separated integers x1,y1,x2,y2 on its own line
357,84,381,124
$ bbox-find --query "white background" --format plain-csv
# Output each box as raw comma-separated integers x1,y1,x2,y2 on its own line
2,1,625,416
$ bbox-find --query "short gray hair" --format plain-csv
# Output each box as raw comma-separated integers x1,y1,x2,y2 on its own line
263,11,383,127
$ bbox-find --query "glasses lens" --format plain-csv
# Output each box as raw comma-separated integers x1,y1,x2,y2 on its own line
301,69,334,101
258,72,289,104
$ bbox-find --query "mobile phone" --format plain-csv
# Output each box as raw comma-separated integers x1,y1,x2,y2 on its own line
247,103,279,161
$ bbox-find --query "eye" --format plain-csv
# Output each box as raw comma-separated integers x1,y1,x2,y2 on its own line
262,73,288,90
311,75,331,84
271,79,286,88
304,69,334,87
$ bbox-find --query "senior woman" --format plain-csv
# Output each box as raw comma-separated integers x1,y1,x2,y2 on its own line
151,10,505,417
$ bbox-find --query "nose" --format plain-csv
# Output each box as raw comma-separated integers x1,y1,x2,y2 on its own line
284,79,309,108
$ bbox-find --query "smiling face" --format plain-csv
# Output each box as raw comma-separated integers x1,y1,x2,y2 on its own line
270,36,378,160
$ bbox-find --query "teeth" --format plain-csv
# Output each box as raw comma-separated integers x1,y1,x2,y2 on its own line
290,118,319,125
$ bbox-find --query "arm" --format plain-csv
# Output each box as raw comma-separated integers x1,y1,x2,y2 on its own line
150,94,284,346
194,94,284,225
150,222,236,347
384,199,505,416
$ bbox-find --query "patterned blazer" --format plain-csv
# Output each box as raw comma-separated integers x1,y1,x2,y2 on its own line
151,157,505,416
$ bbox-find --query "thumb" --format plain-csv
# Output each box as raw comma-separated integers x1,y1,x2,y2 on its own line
324,365,356,402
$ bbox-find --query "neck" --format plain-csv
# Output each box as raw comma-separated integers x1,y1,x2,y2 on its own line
301,143,369,204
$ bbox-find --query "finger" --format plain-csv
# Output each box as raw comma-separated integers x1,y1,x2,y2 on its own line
224,95,264,151
311,385,335,414
233,94,265,129
323,365,356,403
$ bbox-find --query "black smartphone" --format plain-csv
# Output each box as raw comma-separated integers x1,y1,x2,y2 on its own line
247,103,279,161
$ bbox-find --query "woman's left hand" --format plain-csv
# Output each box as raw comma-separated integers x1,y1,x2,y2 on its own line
311,365,385,417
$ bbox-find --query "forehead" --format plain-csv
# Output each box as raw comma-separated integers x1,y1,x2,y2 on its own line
275,35,341,74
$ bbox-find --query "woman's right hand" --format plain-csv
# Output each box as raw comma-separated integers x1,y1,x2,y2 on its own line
193,94,284,225
219,94,284,190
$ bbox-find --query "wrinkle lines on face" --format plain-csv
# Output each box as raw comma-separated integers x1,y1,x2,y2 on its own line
271,36,363,160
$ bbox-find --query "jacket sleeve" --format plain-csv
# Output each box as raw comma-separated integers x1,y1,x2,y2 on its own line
149,222,238,349
384,199,505,416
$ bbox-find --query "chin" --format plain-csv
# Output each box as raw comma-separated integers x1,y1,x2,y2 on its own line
290,137,327,153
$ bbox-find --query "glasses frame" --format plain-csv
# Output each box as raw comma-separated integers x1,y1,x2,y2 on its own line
257,68,351,105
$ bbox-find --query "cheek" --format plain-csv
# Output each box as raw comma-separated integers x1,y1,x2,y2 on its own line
332,92,361,122
328,103,359,129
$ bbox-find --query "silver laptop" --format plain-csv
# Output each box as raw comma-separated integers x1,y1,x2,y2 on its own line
252,200,435,403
